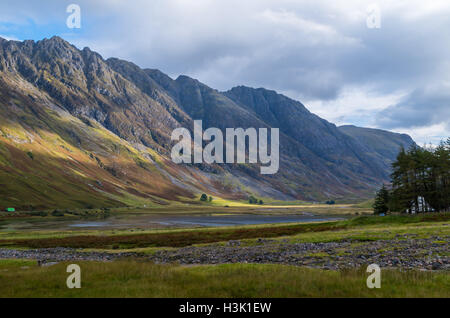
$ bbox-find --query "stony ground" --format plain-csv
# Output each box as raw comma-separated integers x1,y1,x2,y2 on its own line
0,248,138,263
149,236,449,270
0,234,448,271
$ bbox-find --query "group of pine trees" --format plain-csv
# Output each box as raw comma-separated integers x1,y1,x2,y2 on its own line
374,138,450,214
200,194,213,202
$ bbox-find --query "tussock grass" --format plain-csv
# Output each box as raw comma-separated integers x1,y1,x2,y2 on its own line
346,213,450,226
0,261,448,298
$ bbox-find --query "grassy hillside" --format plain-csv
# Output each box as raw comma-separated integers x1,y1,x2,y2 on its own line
0,77,198,210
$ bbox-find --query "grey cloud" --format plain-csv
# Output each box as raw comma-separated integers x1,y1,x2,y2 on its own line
3,1,450,97
1,0,450,141
376,85,450,129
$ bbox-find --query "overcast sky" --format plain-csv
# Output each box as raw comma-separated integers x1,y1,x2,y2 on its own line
1,0,449,145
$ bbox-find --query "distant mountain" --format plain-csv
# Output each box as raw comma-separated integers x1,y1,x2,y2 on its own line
225,86,390,177
338,125,415,170
0,36,416,209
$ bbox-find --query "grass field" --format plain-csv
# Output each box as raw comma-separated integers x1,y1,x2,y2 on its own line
0,260,448,298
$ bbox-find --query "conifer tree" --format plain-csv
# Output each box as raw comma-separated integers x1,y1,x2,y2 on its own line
388,138,450,213
373,185,390,215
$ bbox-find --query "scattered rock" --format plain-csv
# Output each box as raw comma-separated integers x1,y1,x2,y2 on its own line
1,236,448,272
227,240,241,246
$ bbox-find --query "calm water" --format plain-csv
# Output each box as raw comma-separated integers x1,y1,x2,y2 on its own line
135,214,343,227
0,213,344,231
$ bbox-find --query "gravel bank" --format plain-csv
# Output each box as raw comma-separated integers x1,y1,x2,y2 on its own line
0,236,448,271
0,248,140,263
149,236,449,270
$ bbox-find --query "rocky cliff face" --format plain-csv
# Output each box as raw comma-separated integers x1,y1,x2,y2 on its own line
0,36,416,208
0,36,188,151
225,86,389,176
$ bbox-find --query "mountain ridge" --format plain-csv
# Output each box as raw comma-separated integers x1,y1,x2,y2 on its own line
0,36,416,208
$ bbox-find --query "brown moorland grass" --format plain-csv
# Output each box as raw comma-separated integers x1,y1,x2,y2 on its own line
1,223,343,249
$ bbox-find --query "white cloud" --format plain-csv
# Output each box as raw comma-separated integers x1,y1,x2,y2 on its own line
0,34,19,41
304,86,407,127
391,123,449,146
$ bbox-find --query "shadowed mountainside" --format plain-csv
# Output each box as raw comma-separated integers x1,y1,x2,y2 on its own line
339,125,416,169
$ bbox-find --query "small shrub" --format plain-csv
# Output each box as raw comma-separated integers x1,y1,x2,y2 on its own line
29,211,48,217
200,194,208,202
51,210,65,217
249,196,258,204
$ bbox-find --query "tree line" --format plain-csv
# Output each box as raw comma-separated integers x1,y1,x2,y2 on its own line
374,138,450,214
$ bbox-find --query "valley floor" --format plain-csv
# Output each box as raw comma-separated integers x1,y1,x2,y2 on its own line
0,211,448,297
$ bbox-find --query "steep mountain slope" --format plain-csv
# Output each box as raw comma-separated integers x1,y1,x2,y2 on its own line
339,125,416,169
0,36,416,208
224,86,390,179
0,37,221,209
145,72,385,200
0,71,213,209
0,36,189,152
